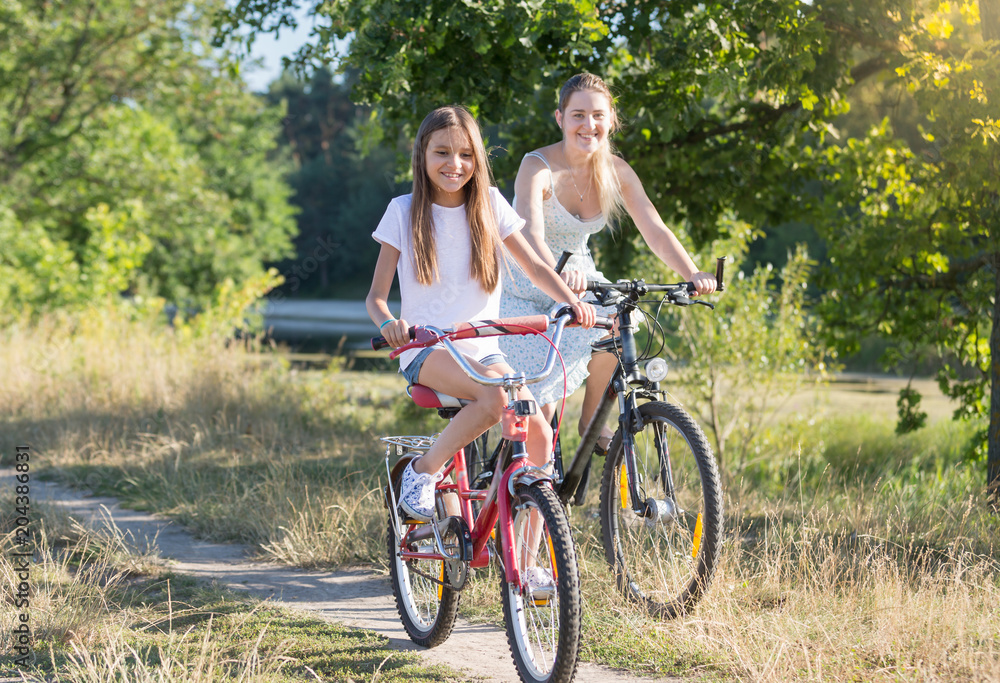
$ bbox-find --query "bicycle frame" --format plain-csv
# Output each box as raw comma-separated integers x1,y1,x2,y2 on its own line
555,296,661,511
385,315,586,588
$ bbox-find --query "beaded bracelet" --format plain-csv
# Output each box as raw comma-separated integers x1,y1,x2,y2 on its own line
379,318,397,330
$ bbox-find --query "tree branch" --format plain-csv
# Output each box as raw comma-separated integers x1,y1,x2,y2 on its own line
889,252,994,290
666,101,801,149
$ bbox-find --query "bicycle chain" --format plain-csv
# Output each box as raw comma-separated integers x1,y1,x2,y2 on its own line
402,559,450,588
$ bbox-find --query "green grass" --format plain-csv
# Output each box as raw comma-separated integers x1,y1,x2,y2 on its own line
2,309,999,681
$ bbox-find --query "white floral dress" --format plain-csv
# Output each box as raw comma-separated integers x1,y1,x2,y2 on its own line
499,151,614,406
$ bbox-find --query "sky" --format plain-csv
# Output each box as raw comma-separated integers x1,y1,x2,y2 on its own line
242,9,317,92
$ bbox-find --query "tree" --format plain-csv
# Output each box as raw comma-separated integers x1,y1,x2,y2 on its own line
814,1,1000,501
635,222,828,474
218,1,915,241
265,68,401,296
0,0,296,310
216,0,1000,500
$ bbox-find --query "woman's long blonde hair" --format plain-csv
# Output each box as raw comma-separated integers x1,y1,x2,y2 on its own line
558,73,625,225
410,105,502,292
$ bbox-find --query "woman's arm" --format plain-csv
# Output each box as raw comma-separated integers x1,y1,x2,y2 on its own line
366,242,409,348
504,230,596,327
616,157,717,295
513,153,560,270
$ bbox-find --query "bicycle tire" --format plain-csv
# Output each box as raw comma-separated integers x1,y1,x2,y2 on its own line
387,515,461,647
501,482,581,683
599,401,723,619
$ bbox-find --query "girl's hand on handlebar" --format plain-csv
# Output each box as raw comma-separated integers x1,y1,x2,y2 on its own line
381,318,411,348
560,269,587,295
689,271,717,296
570,300,597,328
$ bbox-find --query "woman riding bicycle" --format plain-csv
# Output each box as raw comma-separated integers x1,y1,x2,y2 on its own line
499,73,716,449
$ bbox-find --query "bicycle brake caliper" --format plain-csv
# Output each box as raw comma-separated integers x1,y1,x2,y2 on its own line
629,403,644,434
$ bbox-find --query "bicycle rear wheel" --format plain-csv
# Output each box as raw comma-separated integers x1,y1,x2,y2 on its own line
599,401,723,619
465,430,493,491
501,482,581,683
387,461,461,649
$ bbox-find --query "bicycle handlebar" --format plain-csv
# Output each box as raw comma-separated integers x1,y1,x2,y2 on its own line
370,309,613,351
369,308,610,388
583,257,726,307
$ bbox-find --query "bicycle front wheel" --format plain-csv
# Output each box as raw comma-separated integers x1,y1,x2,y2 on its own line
599,401,723,619
501,482,581,683
387,515,461,647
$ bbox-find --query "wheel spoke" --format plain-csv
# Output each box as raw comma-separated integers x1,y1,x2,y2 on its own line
502,483,580,683
600,402,722,619
388,497,460,647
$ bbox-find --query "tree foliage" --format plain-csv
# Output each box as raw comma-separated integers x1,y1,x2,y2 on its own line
642,223,828,473
264,69,402,297
220,0,911,241
813,1,1000,495
0,0,296,313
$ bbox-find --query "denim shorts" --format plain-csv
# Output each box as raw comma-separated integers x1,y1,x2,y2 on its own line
402,348,504,386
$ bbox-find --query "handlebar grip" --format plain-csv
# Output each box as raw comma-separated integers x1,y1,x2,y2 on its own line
595,316,614,330
451,316,549,339
716,256,726,293
370,326,416,351
554,251,573,274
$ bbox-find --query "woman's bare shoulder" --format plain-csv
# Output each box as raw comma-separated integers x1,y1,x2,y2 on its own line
612,154,642,187
519,144,559,171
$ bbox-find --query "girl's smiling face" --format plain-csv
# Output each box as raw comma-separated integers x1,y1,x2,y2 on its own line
556,89,613,156
425,127,476,207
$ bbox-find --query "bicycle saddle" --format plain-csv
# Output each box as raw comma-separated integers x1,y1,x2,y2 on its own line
408,384,471,409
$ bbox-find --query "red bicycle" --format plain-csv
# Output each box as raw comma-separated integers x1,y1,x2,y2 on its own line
373,307,608,683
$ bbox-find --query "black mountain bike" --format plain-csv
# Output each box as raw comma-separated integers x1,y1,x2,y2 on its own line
467,255,726,619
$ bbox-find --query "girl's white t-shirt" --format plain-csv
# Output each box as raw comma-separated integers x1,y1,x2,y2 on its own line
373,187,525,371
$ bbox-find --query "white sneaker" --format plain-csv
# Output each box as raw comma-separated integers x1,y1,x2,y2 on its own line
397,460,442,522
523,566,556,600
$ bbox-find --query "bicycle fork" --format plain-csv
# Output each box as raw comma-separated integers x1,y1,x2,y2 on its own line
494,394,556,587
617,394,680,524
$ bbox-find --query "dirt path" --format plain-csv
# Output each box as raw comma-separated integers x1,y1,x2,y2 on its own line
23,472,676,683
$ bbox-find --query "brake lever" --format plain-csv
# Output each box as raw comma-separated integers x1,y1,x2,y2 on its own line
671,294,716,310
592,287,624,307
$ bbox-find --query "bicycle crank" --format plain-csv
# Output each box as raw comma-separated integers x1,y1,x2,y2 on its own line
441,516,473,590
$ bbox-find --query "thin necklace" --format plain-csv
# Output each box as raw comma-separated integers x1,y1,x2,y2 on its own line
563,144,592,202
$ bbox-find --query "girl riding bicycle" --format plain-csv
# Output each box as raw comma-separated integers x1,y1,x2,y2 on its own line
366,105,596,524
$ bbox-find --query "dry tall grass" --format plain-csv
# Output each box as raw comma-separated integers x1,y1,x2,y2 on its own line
3,307,999,680
2,306,402,566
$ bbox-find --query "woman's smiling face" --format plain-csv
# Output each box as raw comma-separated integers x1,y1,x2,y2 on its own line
424,126,475,207
557,89,613,156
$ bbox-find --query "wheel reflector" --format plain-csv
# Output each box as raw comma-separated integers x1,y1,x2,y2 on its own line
619,465,628,509
692,513,703,559
547,533,558,581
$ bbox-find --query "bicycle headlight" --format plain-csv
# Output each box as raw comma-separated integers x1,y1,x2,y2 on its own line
645,358,669,383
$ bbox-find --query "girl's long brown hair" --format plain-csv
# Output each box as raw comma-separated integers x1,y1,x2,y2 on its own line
558,73,626,225
410,106,502,292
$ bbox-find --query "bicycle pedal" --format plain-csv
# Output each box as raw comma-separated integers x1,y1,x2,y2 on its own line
396,505,430,524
